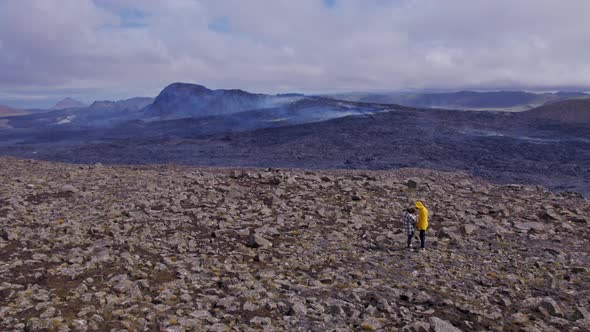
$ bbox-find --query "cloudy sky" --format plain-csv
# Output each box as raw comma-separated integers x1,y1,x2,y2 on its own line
1,0,589,108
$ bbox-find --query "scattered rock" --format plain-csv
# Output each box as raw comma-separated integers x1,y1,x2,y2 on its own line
509,312,530,324
236,228,250,237
402,321,430,332
0,229,18,241
571,266,588,274
437,227,460,240
406,178,419,189
247,234,273,248
61,184,79,193
541,209,562,222
574,307,590,321
360,317,383,331
514,221,545,232
460,224,478,236
429,317,462,332
290,302,307,316
539,297,564,317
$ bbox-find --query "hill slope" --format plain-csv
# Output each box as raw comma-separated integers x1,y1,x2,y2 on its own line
0,105,28,117
0,157,588,331
4,97,155,128
524,99,590,124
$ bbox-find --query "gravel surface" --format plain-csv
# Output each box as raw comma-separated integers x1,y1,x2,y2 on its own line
1,157,589,331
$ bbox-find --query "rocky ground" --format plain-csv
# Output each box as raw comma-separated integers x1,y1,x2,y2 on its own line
1,157,589,331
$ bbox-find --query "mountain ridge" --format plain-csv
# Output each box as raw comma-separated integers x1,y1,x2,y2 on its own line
2,97,155,129
51,97,86,110
0,104,28,117
2,83,398,130
329,90,590,111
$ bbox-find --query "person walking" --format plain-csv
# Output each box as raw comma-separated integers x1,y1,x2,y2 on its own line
415,201,429,251
402,207,417,250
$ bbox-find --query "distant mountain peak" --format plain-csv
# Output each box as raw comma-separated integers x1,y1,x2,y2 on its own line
158,83,262,98
161,82,212,95
52,98,86,110
147,82,269,119
87,97,154,111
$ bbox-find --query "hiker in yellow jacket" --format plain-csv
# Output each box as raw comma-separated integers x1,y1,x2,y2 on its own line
415,201,429,251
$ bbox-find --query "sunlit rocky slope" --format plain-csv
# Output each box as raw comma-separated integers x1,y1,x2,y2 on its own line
1,157,589,331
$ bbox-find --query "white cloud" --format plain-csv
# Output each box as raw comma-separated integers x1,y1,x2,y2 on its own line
1,0,589,107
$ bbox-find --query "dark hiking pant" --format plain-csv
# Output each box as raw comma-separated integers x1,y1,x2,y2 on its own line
419,230,426,249
408,231,426,249
407,232,414,248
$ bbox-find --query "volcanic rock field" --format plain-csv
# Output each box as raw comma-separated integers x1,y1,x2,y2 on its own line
1,157,589,331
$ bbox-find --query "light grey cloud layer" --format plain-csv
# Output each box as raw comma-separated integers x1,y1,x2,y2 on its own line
1,0,589,107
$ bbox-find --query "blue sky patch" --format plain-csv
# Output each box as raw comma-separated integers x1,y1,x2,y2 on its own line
324,0,337,9
208,17,232,34
118,8,148,28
